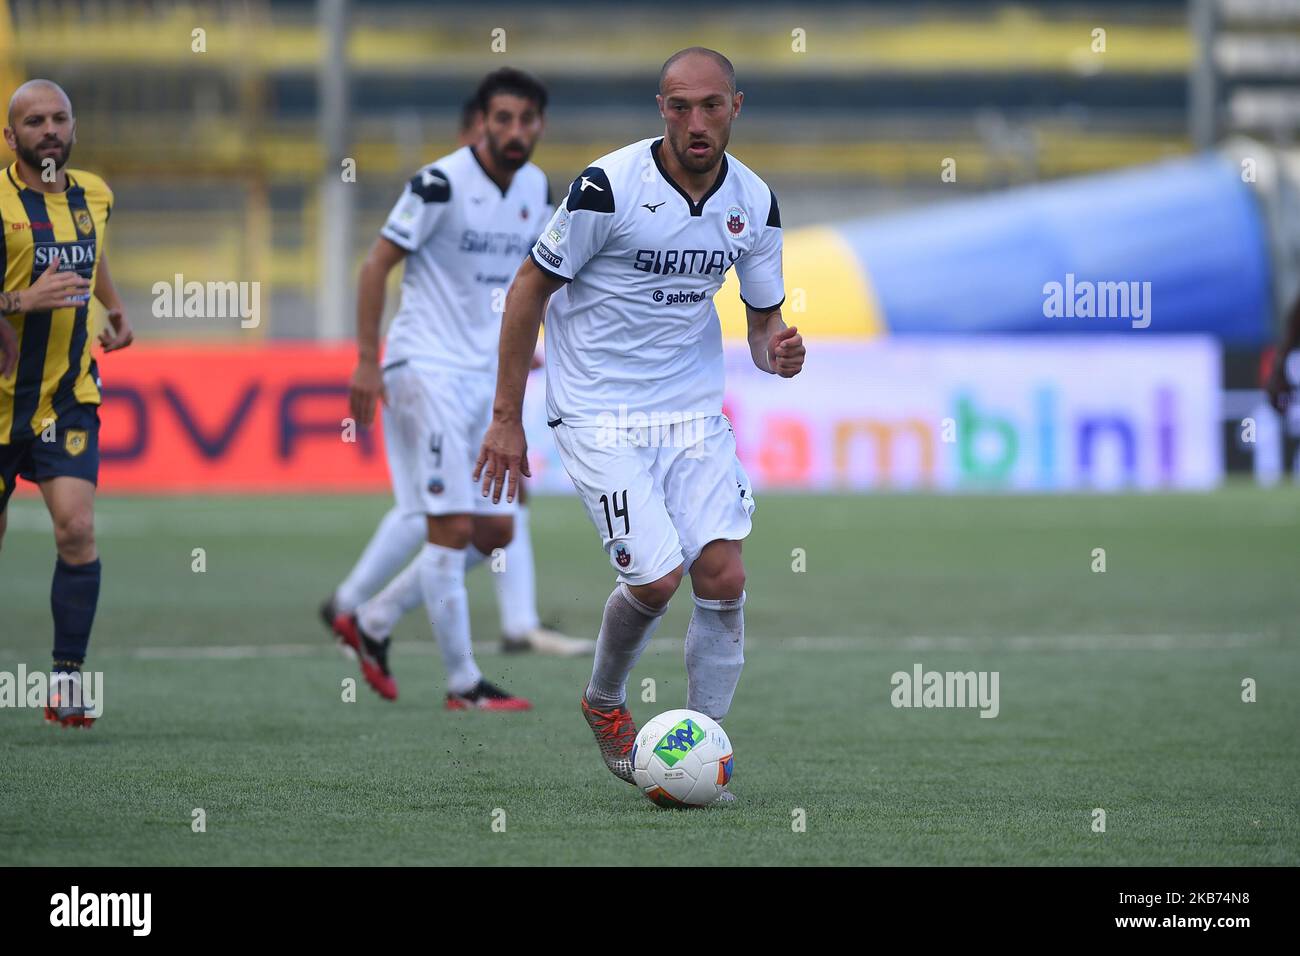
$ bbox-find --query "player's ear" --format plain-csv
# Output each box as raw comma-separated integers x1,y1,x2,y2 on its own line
655,94,665,120
732,91,743,119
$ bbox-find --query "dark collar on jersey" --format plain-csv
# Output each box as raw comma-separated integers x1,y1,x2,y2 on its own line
467,145,511,199
650,138,729,217
5,162,77,194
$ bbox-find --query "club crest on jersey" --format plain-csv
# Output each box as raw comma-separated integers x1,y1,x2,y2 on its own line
725,205,747,237
64,430,88,457
614,546,631,568
73,209,94,237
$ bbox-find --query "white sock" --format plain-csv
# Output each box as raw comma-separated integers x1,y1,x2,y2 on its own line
585,583,668,708
684,591,746,721
356,557,424,639
495,505,541,638
335,506,425,614
418,542,481,695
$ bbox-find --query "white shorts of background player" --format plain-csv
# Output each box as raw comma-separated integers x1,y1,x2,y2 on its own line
382,360,517,519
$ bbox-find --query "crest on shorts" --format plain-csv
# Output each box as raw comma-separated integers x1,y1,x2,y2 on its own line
74,209,94,237
64,429,88,457
427,477,445,495
614,545,632,569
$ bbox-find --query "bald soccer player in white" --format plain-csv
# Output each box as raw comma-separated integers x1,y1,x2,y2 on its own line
476,49,805,796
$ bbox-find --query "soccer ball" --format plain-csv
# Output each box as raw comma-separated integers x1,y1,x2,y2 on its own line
631,709,733,808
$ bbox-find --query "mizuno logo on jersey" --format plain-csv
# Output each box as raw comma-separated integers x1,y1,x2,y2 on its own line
642,202,665,213
633,248,739,277
580,176,604,192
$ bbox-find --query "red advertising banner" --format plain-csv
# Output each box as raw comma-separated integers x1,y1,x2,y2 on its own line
97,344,389,493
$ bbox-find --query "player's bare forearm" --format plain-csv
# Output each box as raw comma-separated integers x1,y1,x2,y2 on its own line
0,313,17,377
492,257,559,422
93,255,134,351
475,258,560,503
746,305,783,369
93,254,125,313
746,304,804,377
355,255,389,364
350,237,405,425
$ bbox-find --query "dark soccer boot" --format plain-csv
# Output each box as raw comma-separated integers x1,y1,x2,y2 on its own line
332,613,398,701
445,679,532,712
44,670,95,729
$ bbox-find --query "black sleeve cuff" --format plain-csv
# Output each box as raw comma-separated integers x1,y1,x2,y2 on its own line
528,248,572,283
739,293,785,312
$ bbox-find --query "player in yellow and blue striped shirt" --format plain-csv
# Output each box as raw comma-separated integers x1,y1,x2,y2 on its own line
0,79,133,728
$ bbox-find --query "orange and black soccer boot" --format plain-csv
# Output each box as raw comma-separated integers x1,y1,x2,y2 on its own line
580,695,638,784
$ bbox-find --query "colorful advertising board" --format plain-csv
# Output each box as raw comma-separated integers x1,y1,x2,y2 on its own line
79,338,1219,495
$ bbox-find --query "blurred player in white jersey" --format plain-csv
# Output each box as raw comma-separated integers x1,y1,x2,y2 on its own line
320,69,583,711
477,50,805,789
454,96,587,656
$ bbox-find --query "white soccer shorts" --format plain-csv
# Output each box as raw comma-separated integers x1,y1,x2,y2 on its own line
552,414,756,585
381,361,516,518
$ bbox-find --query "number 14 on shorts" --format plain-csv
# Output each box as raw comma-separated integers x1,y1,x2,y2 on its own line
600,490,629,537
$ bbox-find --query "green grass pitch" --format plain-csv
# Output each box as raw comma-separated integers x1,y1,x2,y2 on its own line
1,487,1297,865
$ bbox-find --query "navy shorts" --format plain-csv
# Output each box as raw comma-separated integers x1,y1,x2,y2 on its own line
0,403,100,512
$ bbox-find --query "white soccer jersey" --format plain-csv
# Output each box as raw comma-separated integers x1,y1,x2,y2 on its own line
381,145,551,375
529,137,784,426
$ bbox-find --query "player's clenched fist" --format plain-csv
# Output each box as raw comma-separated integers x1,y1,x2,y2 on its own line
348,359,386,427
767,325,805,378
475,417,531,504
98,307,134,352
